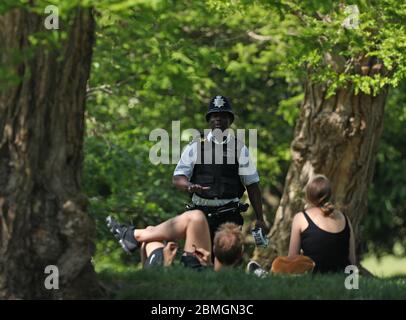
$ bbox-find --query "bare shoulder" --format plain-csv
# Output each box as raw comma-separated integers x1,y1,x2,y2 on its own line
292,212,307,231
293,211,306,222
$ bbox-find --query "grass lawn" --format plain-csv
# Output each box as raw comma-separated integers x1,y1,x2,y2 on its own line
98,265,406,300
361,254,406,278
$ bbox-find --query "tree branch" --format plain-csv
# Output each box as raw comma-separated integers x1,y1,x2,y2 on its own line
246,31,274,41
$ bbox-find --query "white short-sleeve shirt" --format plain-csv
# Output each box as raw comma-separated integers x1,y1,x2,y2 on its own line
173,131,259,205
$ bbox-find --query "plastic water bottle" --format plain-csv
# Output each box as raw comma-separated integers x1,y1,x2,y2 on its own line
251,227,269,248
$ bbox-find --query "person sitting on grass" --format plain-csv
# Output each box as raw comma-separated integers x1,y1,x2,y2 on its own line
106,210,243,271
247,174,356,276
287,174,356,274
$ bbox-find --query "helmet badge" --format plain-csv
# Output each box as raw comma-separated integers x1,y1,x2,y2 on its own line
213,96,225,108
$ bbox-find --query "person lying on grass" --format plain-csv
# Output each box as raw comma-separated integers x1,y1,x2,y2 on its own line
248,174,357,277
106,210,243,271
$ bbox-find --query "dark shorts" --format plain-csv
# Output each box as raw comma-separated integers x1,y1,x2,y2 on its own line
144,247,165,268
144,247,204,271
180,253,204,271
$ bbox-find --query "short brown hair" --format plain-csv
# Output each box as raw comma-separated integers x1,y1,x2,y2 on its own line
213,223,243,266
306,174,335,216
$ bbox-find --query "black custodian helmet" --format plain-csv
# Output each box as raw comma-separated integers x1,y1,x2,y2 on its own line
205,95,235,123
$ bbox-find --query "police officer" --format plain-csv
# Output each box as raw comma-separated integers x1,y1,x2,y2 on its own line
172,95,269,242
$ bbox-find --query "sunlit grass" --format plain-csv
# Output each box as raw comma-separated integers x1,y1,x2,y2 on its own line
361,254,406,278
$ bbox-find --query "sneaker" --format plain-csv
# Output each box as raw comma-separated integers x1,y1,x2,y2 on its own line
106,216,139,254
106,216,124,240
246,260,268,278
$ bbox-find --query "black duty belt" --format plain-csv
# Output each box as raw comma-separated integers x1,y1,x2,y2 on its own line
185,202,249,218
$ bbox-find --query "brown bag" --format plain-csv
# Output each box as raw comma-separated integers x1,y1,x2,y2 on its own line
271,255,316,275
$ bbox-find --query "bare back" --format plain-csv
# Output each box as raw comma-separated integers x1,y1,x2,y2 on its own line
300,207,346,234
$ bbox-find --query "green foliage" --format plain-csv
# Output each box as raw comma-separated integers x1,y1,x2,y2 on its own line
211,0,406,97
0,0,25,14
363,81,406,256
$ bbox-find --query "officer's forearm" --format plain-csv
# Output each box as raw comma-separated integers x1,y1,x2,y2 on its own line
172,175,190,192
247,183,264,221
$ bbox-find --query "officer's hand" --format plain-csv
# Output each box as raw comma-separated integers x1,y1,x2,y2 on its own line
188,183,210,193
254,220,270,235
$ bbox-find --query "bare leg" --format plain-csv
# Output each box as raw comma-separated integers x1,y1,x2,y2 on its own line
183,211,211,253
144,241,165,258
134,210,211,253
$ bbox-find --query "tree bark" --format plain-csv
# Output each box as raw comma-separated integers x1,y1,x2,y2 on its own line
254,69,388,270
0,7,104,299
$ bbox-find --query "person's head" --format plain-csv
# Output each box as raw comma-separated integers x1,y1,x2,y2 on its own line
305,174,335,216
206,95,234,131
208,112,232,131
213,223,243,267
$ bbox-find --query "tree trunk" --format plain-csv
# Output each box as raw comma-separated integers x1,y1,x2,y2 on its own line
0,7,104,299
254,73,388,270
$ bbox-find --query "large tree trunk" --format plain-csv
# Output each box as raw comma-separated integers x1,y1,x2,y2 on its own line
254,70,388,270
0,7,104,299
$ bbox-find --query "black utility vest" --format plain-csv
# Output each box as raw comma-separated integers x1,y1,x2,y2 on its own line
190,138,245,200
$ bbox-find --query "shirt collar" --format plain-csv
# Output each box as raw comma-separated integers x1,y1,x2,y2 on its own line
207,131,231,144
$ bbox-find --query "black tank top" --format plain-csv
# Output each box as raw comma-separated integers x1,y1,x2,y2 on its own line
301,210,351,274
